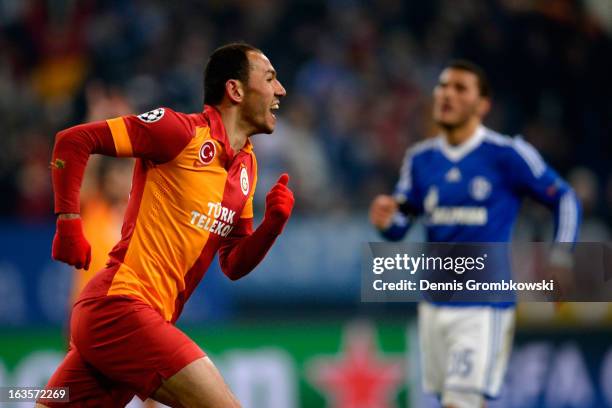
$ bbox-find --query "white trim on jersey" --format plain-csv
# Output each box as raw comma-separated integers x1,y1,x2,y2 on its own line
396,153,413,198
556,190,579,242
396,138,437,201
482,129,512,146
484,130,546,178
438,125,486,162
511,137,546,178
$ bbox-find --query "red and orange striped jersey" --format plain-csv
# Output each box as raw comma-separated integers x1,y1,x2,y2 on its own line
72,106,258,322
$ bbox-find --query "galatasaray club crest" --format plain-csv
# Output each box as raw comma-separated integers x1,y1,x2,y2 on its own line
240,166,249,196
306,322,404,408
199,141,216,165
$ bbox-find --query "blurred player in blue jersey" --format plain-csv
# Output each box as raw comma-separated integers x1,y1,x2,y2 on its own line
369,60,580,408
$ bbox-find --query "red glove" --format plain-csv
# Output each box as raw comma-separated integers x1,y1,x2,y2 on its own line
52,218,92,270
261,173,294,235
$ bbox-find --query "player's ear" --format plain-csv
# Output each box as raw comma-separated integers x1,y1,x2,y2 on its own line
477,97,491,117
225,79,244,104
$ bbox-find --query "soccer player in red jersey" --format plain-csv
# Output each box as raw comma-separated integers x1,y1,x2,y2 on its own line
38,43,292,407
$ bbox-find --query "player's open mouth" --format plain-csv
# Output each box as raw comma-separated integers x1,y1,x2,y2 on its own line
270,103,280,118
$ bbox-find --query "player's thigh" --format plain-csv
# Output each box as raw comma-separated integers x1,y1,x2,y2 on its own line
480,307,514,396
154,356,241,408
442,306,514,400
151,386,184,408
39,346,134,407
418,302,445,393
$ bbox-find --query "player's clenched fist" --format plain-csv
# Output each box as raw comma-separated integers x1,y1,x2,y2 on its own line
52,217,92,270
369,194,398,230
262,173,294,235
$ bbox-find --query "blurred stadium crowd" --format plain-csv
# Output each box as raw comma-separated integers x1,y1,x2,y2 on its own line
0,0,610,239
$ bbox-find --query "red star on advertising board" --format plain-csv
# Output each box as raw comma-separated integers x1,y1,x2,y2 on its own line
307,322,404,408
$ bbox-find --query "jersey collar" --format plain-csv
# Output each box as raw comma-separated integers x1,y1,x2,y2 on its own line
202,105,253,156
438,125,486,162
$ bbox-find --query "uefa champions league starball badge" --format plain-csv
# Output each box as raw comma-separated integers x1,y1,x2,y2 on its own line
137,108,165,123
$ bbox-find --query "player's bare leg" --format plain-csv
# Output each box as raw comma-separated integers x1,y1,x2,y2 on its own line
150,387,184,408
152,357,241,408
35,404,50,408
144,398,166,407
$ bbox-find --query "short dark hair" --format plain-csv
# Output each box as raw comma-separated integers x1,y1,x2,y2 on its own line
446,60,491,98
204,42,262,105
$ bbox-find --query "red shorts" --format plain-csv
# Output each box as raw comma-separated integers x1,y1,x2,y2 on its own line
42,295,205,407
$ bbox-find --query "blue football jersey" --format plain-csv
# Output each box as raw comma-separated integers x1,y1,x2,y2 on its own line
384,126,580,244
381,126,581,306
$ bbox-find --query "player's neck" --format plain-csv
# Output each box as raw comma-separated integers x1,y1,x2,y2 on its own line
216,106,250,152
444,119,481,146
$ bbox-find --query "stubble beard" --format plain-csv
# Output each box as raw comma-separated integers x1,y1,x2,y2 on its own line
434,105,476,133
